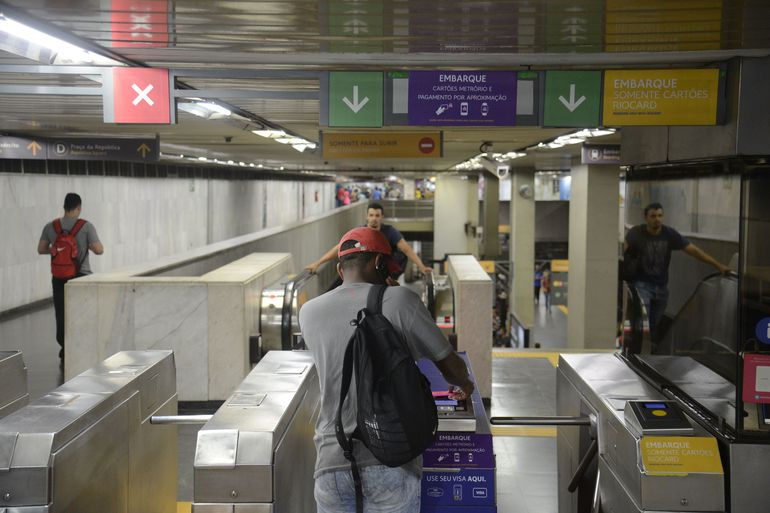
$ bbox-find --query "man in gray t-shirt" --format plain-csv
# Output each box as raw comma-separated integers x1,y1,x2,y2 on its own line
37,193,103,365
299,226,473,513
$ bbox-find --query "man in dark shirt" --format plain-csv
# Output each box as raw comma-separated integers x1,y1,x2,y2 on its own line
306,202,432,279
624,202,729,342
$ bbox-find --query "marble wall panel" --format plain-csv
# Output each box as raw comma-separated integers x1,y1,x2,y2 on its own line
207,283,248,399
1,173,336,312
133,283,208,401
97,283,136,358
448,256,493,400
64,281,100,378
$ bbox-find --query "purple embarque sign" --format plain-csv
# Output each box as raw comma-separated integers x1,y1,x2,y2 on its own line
408,71,517,126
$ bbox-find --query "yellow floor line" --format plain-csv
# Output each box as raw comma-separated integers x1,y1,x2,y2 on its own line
491,426,557,437
492,349,560,367
558,305,568,315
177,502,191,513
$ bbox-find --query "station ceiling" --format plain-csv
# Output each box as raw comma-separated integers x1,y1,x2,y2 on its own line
1,1,769,178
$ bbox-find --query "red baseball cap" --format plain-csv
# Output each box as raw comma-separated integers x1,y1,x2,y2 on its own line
338,227,400,274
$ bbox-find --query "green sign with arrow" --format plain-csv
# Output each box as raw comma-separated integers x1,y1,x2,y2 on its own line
329,72,383,127
543,71,602,127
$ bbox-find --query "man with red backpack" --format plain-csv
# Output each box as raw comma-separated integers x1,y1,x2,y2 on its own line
37,193,103,366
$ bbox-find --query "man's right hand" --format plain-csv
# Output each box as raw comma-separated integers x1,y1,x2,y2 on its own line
448,380,474,401
305,262,320,274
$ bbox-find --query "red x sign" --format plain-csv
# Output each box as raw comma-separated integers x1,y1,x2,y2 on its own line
112,68,171,124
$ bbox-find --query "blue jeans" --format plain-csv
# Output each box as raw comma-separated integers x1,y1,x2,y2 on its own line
634,281,669,343
315,465,421,513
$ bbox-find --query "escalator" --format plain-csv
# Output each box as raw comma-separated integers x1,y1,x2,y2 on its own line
259,261,443,360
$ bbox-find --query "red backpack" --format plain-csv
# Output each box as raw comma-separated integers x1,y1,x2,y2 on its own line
50,218,86,280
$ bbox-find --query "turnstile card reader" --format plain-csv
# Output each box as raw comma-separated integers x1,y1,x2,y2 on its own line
625,400,695,436
418,354,496,512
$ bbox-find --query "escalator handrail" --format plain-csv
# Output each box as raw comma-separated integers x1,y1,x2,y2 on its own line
423,270,436,318
281,269,317,350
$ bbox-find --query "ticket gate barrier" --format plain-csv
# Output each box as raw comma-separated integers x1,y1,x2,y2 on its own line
0,350,177,513
0,351,27,419
193,351,319,513
418,354,496,513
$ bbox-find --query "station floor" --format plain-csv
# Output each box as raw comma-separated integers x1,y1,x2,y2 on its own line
0,299,568,513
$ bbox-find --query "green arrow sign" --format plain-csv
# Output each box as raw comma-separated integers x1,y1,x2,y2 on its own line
329,72,383,127
543,71,602,127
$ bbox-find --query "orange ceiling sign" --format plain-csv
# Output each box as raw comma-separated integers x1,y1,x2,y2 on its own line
322,132,442,159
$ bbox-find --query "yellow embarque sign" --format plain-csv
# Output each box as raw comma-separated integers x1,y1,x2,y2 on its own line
640,436,724,476
603,69,720,125
322,132,442,159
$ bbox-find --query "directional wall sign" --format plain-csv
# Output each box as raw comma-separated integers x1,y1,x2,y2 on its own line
111,0,170,48
47,137,159,162
322,131,442,159
603,69,721,125
329,72,383,127
0,136,46,159
408,71,517,126
104,68,173,124
543,71,602,127
581,144,621,165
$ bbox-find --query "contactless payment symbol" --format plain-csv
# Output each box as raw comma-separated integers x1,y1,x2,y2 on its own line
755,317,770,345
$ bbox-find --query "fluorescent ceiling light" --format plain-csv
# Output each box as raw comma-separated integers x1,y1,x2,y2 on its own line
292,144,311,152
0,15,122,66
252,129,287,139
197,102,231,116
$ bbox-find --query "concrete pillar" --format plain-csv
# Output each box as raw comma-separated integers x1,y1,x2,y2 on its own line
435,175,478,259
481,174,500,259
509,168,535,343
403,179,416,200
567,163,620,349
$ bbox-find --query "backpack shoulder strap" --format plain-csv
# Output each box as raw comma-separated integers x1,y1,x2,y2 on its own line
53,218,62,235
335,333,365,513
70,219,87,237
366,284,387,314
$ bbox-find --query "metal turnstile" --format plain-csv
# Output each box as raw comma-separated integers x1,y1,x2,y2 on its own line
193,351,319,513
0,351,28,418
0,350,177,513
557,353,725,513
418,355,496,513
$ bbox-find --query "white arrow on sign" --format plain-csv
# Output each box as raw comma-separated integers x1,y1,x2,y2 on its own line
342,85,370,113
558,84,586,112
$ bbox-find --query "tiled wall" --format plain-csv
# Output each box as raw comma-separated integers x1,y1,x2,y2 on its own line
0,174,335,312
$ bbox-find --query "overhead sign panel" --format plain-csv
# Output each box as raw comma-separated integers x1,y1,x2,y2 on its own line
408,71,517,126
543,71,602,127
47,137,159,162
603,69,720,125
111,0,170,48
0,136,46,159
322,132,442,159
329,72,383,127
105,68,172,124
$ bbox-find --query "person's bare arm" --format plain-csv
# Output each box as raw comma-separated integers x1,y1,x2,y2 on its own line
305,243,340,273
683,243,730,274
623,240,629,253
37,240,50,255
89,241,104,255
396,238,432,274
434,352,474,399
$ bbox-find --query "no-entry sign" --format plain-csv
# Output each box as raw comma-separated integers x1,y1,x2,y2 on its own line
106,68,172,124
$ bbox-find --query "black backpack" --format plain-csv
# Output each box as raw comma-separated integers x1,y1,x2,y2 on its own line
335,285,438,512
